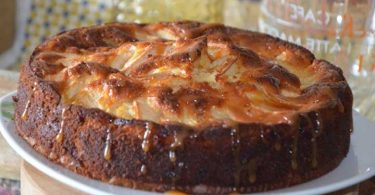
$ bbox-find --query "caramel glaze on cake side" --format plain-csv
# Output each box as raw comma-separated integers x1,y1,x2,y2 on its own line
14,21,353,194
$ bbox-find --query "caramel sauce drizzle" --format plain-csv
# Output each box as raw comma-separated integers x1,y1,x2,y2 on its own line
21,100,31,121
291,135,299,170
169,150,177,163
22,82,38,121
142,122,153,153
170,128,189,148
55,108,66,143
230,124,258,190
169,128,189,163
104,128,112,161
301,112,322,168
272,127,282,152
260,126,266,143
248,159,257,184
274,141,282,151
288,116,300,170
337,99,345,113
140,164,147,175
311,112,322,168
170,142,177,188
168,129,190,190
230,125,241,191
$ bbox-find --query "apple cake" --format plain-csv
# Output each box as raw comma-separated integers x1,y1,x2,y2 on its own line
14,21,353,194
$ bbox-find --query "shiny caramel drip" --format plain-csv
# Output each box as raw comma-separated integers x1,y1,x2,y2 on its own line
32,82,38,94
302,112,322,168
55,108,66,143
142,122,153,153
291,135,299,170
248,159,257,183
169,150,177,163
260,126,266,143
170,129,189,148
55,130,64,143
270,127,282,151
288,116,300,170
230,125,241,192
22,84,39,121
168,129,189,190
104,128,112,161
274,141,282,151
229,123,258,188
169,152,177,188
140,164,147,175
171,177,177,190
337,99,345,113
168,129,189,163
21,100,31,121
311,139,317,168
311,112,322,168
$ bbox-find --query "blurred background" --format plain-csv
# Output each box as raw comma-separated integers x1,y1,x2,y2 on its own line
0,0,374,194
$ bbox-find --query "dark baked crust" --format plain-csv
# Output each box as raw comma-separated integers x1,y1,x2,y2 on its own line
14,21,353,194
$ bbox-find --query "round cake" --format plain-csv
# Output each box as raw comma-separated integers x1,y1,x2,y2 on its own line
14,21,353,194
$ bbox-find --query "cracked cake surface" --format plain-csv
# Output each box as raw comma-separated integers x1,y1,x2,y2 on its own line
14,21,353,194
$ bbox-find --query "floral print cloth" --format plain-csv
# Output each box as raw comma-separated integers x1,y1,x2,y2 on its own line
0,0,113,69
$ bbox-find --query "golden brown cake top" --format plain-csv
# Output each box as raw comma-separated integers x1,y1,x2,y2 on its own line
30,21,347,128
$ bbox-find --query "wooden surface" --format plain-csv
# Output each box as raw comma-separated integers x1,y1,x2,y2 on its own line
21,161,84,195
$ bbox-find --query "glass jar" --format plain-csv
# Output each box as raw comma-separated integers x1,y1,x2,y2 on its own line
258,0,375,120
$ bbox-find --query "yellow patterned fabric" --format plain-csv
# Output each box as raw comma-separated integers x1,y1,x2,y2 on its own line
20,0,113,66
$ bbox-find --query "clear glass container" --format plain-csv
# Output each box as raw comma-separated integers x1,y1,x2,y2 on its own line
259,0,375,120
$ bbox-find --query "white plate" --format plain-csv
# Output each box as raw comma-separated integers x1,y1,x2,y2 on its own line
1,91,375,195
